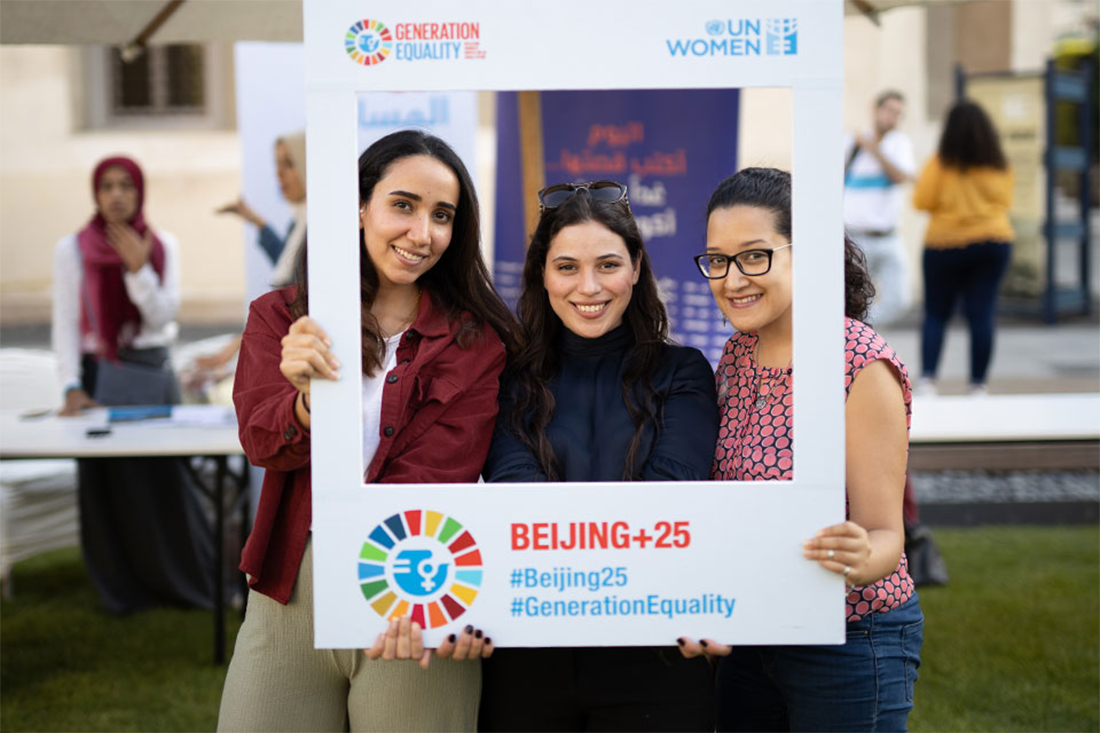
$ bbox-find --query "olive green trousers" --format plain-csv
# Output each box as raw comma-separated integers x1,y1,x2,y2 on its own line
218,538,480,732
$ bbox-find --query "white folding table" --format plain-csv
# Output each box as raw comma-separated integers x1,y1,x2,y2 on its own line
0,406,245,664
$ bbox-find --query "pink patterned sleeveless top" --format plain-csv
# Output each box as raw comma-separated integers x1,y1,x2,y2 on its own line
712,318,914,622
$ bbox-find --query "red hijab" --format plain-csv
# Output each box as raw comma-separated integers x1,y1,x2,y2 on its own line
77,156,166,361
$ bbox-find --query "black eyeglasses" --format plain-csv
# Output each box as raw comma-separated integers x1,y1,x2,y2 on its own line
538,180,629,212
694,244,792,278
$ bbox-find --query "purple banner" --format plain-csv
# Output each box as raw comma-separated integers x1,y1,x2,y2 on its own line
493,89,739,364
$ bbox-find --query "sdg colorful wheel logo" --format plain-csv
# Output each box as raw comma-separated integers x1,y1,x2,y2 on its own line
358,511,483,629
345,19,393,66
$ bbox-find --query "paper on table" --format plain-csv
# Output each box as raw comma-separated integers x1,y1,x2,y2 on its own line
109,405,236,427
166,405,237,427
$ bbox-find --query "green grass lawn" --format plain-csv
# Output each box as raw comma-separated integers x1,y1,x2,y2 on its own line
910,526,1099,733
1,547,241,732
1,526,1098,732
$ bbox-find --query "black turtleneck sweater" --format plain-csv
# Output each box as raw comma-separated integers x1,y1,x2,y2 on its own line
484,324,718,482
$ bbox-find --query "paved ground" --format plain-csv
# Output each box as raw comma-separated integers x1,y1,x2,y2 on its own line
875,307,1100,395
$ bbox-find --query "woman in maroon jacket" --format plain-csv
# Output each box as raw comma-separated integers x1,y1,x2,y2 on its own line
218,131,516,732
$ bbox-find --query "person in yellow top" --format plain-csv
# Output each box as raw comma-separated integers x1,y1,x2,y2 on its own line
912,100,1014,396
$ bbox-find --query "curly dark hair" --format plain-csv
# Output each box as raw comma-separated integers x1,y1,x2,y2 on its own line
937,100,1007,171
508,190,670,481
290,130,518,373
704,166,875,323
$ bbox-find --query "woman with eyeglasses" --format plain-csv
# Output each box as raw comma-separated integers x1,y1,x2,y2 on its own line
218,130,517,732
678,168,922,732
479,181,719,731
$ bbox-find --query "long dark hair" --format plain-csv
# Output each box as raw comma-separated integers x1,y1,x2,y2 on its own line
509,191,669,481
705,167,875,322
937,100,1007,171
291,130,517,373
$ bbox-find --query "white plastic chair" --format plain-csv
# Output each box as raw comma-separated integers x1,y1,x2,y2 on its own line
0,349,79,597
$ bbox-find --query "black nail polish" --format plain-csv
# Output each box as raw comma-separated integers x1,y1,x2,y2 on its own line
464,624,473,634
447,634,456,643
700,640,709,648
676,638,685,646
485,638,492,645
475,629,483,639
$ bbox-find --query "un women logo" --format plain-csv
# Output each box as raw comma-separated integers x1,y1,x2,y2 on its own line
358,511,483,629
345,19,393,66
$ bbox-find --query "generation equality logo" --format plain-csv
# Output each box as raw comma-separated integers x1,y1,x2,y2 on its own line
666,18,798,57
345,19,487,66
358,510,483,629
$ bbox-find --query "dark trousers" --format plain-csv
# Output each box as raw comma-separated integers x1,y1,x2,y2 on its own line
920,241,1011,385
479,646,714,732
78,354,214,613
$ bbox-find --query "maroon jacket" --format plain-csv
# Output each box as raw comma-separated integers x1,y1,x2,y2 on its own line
234,287,506,603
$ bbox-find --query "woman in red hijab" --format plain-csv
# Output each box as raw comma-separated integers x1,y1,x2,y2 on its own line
50,155,215,613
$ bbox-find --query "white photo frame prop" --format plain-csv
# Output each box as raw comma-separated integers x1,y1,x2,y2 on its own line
303,0,844,649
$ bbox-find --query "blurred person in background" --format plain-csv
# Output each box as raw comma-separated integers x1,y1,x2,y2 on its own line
218,130,308,289
51,154,214,613
843,90,916,326
194,132,310,381
912,100,1014,396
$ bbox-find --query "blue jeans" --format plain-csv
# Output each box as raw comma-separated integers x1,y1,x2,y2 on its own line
920,241,1012,384
715,594,924,732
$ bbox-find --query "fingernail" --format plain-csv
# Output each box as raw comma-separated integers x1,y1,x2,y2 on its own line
700,640,709,648
324,338,333,347
485,638,492,645
411,622,421,632
447,634,456,643
676,638,685,646
331,358,341,369
464,624,473,634
475,629,483,639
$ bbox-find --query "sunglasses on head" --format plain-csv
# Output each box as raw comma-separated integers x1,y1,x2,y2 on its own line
537,180,629,211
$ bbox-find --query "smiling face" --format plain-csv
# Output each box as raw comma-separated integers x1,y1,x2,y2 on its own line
95,165,139,224
705,205,792,336
275,141,306,203
359,155,460,291
543,220,640,339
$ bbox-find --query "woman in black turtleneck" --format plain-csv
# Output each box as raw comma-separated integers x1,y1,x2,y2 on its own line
480,181,718,731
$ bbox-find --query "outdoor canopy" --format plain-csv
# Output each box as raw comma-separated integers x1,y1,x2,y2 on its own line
0,0,965,46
